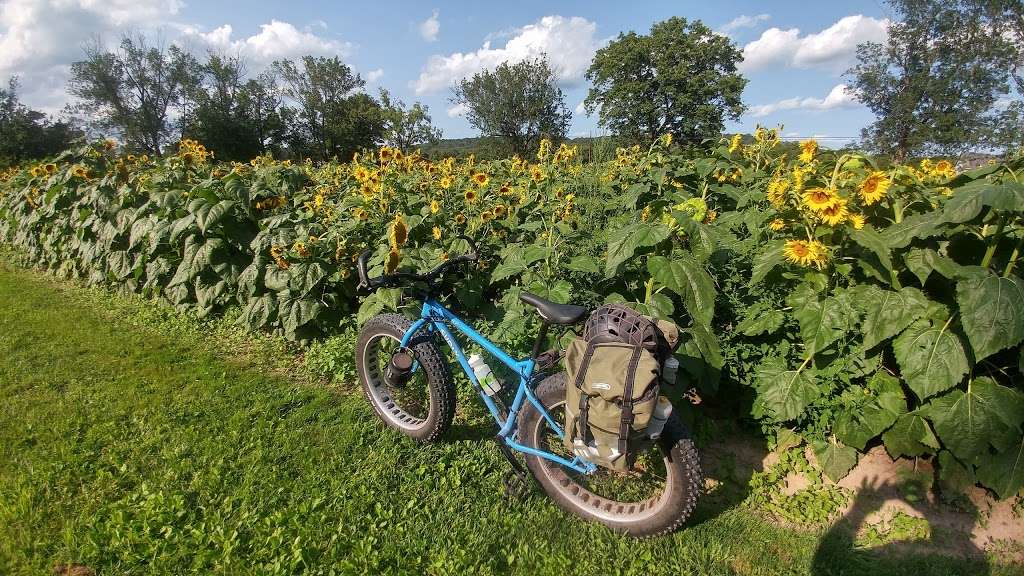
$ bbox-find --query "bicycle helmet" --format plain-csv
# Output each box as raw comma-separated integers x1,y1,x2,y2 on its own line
583,304,667,357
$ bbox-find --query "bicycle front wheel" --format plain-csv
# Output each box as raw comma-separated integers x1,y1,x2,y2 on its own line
519,373,702,538
355,313,455,442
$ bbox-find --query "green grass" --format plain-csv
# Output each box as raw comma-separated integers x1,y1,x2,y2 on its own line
0,261,1018,575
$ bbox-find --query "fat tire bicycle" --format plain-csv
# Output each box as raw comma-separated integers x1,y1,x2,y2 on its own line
354,241,702,537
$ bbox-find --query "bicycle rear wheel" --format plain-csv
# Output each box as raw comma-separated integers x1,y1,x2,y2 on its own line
356,314,455,442
519,373,702,537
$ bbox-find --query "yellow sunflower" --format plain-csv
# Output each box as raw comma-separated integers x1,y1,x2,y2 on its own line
728,134,742,154
493,204,507,218
353,207,368,221
472,172,490,187
430,199,440,214
769,218,785,231
388,215,408,249
848,213,866,230
799,139,818,163
859,171,890,205
480,210,494,222
802,187,837,211
384,249,401,274
432,226,442,240
455,213,466,225
817,196,849,226
464,189,478,202
783,239,829,269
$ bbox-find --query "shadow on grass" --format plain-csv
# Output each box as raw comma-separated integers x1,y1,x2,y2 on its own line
811,477,990,576
690,423,770,524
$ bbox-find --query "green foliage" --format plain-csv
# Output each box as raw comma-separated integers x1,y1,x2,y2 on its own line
0,77,80,168
585,16,746,144
450,56,571,157
305,328,358,383
847,0,1020,160
378,89,442,151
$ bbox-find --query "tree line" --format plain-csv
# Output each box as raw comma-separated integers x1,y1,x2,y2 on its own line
1,0,1022,168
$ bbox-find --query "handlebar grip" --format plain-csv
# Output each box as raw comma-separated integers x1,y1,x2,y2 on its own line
456,235,480,261
356,250,372,288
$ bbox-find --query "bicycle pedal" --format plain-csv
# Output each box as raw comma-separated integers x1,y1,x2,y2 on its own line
502,470,530,499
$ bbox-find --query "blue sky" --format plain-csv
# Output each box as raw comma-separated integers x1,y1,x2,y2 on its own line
0,0,894,146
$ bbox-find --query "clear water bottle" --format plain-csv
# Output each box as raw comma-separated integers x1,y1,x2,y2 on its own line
468,354,502,396
646,396,673,439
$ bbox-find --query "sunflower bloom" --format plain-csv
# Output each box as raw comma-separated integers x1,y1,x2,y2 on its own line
769,218,785,231
481,210,494,222
802,187,837,211
784,240,829,269
849,213,866,230
818,196,849,226
859,172,890,205
430,199,440,214
799,139,818,163
472,172,490,187
432,226,442,240
353,207,368,221
455,213,466,225
728,134,742,154
767,178,790,208
464,189,478,202
388,214,408,249
493,204,507,218
385,249,401,274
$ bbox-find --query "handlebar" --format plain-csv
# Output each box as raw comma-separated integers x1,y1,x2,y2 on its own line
357,235,479,291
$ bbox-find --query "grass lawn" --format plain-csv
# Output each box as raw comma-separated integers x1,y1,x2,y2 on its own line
0,261,1018,575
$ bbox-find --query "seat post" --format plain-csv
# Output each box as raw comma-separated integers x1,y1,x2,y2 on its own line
531,322,550,359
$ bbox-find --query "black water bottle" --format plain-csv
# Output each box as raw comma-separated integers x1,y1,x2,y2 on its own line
384,348,414,388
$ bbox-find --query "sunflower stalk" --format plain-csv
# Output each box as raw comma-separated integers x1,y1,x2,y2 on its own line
980,214,1007,269
1004,234,1023,278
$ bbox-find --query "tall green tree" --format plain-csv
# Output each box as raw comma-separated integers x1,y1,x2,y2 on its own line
450,56,571,156
274,56,384,161
183,55,286,161
847,0,1019,161
0,78,81,167
584,17,746,145
68,35,202,154
379,89,442,151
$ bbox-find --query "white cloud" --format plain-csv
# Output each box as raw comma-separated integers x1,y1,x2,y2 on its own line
419,9,440,42
447,103,469,118
574,101,587,116
365,68,384,83
739,15,888,73
182,20,352,67
0,0,185,113
413,15,603,94
747,83,859,117
719,14,770,34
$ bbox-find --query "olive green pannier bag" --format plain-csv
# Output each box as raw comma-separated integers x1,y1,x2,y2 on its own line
563,304,682,472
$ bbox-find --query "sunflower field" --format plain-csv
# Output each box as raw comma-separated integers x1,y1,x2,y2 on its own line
1,130,1022,498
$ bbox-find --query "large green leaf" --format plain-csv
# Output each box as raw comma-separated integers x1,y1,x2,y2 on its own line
565,255,600,274
290,262,327,297
647,254,715,327
882,411,940,458
904,248,986,286
604,222,670,277
835,372,907,451
238,294,277,330
926,377,1024,463
278,295,323,336
937,450,976,493
893,319,969,400
793,295,851,354
850,226,892,274
975,432,1024,499
881,211,945,249
678,321,723,393
749,239,786,285
956,272,1024,362
812,439,859,482
755,357,819,421
859,285,930,350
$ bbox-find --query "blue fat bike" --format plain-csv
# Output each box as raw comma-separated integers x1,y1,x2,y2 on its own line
354,242,702,537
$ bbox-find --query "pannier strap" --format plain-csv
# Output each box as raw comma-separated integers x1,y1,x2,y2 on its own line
574,341,599,445
617,346,643,456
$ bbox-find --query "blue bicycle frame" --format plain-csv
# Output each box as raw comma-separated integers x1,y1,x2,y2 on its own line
399,297,598,475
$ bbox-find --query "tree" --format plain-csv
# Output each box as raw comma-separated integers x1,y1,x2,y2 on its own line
379,89,441,151
847,0,1018,161
584,17,746,145
450,56,571,156
0,78,80,167
274,56,384,161
68,35,202,154
182,55,286,161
